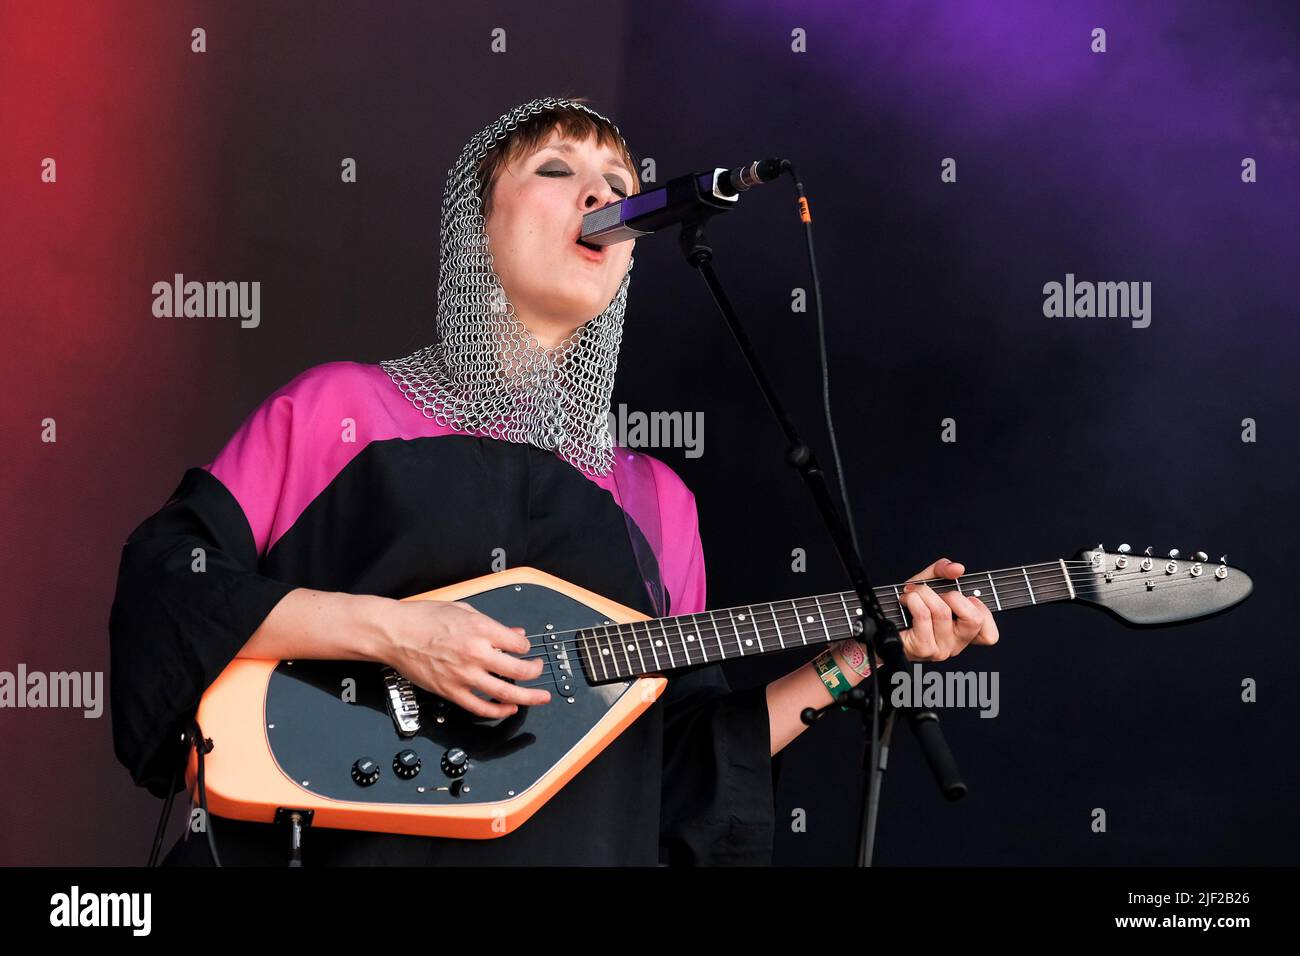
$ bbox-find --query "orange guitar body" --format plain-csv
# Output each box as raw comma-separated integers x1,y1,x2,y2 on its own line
186,567,665,839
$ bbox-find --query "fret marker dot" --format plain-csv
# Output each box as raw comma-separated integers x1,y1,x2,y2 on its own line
855,608,863,615
655,639,663,647
973,589,982,596
626,644,636,652
806,615,814,623
687,634,696,641
601,648,609,656
745,639,753,646
738,614,746,621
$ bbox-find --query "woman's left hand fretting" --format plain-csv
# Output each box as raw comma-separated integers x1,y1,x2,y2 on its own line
895,557,1000,662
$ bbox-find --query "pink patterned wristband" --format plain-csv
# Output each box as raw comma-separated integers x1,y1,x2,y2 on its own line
832,638,873,677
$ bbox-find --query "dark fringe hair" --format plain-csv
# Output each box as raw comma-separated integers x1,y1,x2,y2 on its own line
477,97,640,217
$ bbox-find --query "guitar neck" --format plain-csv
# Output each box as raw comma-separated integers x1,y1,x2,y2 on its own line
577,559,1077,680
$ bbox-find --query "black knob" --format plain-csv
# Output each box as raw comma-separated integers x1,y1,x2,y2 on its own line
440,747,469,778
351,757,380,787
393,749,422,779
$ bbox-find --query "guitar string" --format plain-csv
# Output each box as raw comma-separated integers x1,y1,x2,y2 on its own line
391,560,1227,694
380,564,1152,697
506,575,1228,684
493,557,1119,651
490,572,1235,688
510,562,1228,655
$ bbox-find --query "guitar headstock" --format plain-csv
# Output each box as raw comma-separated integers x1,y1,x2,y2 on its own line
1070,543,1253,627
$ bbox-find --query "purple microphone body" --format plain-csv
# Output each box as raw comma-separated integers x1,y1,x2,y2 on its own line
579,159,787,247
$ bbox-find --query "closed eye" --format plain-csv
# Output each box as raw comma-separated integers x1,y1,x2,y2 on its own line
537,167,628,198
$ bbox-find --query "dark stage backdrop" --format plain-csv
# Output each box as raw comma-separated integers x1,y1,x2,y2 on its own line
2,0,1296,866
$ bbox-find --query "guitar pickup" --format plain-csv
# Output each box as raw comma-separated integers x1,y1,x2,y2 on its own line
545,631,575,697
382,666,421,737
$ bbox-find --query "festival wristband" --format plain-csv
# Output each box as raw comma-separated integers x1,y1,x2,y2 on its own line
832,638,873,677
813,648,853,710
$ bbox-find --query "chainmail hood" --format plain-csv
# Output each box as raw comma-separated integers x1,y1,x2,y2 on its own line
381,96,635,476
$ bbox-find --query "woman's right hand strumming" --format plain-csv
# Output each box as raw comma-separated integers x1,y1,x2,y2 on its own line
374,598,552,718
239,588,551,719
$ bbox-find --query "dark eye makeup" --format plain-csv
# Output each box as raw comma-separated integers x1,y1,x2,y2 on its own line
537,163,628,198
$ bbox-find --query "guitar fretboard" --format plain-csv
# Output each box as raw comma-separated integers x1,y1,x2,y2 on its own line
576,560,1078,682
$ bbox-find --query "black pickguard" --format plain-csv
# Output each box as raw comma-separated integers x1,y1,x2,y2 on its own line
264,583,632,806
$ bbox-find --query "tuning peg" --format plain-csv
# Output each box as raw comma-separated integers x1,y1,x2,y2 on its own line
1167,549,1180,559
1219,555,1227,564
1118,543,1131,554
1193,551,1208,562
1143,546,1153,556
1096,543,1104,553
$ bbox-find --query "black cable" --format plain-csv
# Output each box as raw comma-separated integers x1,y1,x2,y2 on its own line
784,162,886,865
784,162,863,559
188,716,222,867
146,734,184,867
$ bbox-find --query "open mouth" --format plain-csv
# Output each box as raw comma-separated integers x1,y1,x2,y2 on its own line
573,225,604,254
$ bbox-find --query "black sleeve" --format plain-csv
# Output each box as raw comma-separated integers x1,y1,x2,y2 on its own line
658,662,783,866
108,467,296,799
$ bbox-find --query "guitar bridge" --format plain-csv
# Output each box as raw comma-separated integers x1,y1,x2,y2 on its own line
382,666,421,737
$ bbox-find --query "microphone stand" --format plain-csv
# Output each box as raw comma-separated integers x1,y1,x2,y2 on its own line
675,206,967,867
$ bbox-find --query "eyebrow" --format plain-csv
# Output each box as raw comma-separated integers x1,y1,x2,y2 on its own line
537,142,631,181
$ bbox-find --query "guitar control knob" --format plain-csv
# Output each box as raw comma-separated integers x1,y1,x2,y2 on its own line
440,747,469,778
351,757,380,787
393,749,422,779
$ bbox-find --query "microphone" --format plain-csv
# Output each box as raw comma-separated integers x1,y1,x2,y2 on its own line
579,159,788,247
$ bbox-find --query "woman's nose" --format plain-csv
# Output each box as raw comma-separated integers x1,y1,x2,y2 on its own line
583,176,620,208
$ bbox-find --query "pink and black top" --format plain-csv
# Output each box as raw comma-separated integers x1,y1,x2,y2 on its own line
109,360,776,865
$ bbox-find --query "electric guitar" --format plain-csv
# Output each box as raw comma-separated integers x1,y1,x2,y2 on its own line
186,545,1252,838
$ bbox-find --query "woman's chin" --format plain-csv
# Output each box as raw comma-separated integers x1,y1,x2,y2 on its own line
546,298,610,327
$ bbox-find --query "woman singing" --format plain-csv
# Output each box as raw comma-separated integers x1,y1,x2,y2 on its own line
108,95,998,866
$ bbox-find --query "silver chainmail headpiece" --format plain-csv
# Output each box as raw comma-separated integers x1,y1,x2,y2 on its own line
381,96,635,476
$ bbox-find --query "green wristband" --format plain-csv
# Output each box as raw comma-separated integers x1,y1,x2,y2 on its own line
813,649,852,711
